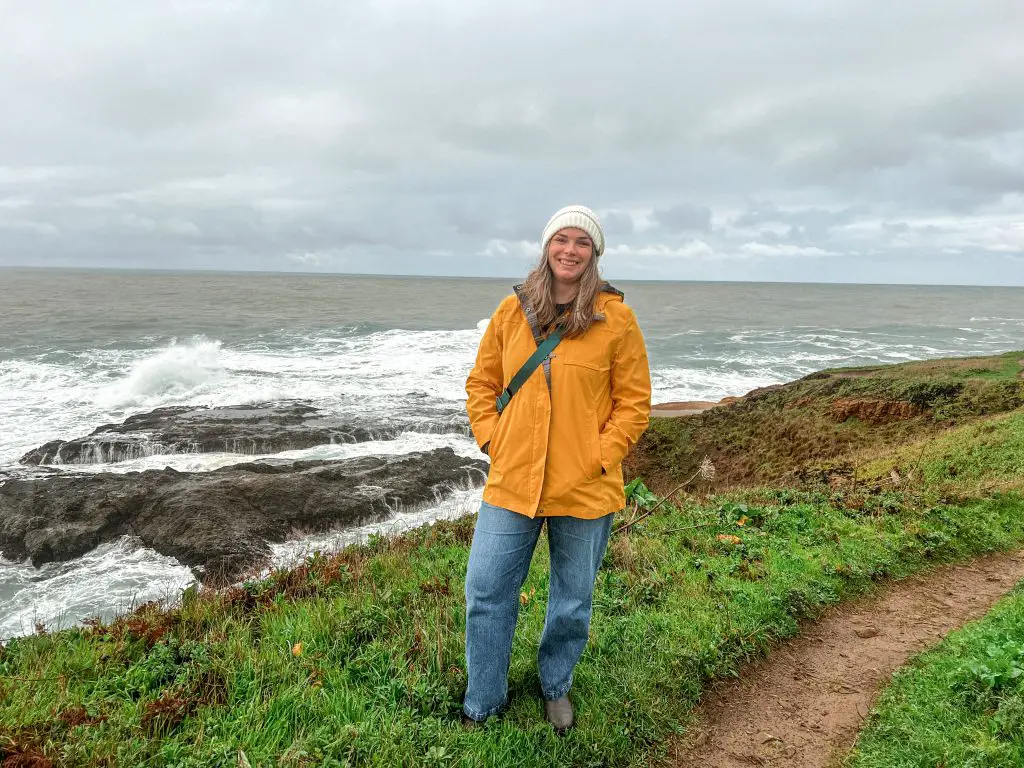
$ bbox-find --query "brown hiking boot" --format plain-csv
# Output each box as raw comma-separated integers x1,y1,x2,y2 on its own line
544,695,574,734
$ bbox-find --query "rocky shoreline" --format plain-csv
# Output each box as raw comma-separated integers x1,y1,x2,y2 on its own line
19,402,470,465
1,402,486,585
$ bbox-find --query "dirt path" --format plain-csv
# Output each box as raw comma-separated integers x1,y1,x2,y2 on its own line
667,549,1024,768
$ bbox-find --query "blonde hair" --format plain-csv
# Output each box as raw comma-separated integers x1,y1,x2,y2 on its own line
520,246,604,339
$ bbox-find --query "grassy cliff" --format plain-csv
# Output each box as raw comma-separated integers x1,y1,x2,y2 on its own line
626,350,1024,493
1,352,1022,767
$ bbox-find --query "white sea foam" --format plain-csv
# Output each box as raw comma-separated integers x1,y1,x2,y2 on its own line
0,537,195,641
95,337,227,408
63,432,482,474
651,367,779,403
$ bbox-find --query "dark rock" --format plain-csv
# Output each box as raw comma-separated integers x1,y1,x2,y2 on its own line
19,401,470,465
0,448,488,585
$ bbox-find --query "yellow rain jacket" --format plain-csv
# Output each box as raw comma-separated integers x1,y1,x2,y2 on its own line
466,285,651,519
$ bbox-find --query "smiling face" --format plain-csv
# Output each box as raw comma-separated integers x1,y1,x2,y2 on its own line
546,227,594,289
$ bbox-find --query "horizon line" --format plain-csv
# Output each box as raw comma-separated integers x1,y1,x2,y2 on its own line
0,264,1021,290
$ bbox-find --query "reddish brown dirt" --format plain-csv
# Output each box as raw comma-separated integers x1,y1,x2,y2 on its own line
828,398,922,425
667,549,1024,768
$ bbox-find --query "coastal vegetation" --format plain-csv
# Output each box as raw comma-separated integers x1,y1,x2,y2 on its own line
1,351,1022,767
626,349,1024,493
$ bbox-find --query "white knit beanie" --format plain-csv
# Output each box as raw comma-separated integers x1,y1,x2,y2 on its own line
541,205,605,258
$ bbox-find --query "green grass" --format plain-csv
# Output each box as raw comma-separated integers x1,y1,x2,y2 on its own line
858,409,1024,496
846,584,1024,768
3,486,1024,766
2,352,1023,767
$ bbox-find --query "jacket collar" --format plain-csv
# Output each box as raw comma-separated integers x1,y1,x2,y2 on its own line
512,281,624,305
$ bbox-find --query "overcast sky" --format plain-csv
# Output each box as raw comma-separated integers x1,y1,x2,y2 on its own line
1,1,1022,285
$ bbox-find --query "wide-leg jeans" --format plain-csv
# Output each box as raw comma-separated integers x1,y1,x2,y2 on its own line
462,501,613,721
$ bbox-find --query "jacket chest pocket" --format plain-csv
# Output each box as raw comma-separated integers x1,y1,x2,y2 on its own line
558,330,614,372
557,335,615,429
558,334,613,400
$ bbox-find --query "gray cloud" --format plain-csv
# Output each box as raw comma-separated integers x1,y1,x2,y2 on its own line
602,211,635,237
652,204,713,233
0,0,1022,285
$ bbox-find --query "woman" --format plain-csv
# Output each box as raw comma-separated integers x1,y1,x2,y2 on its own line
463,204,652,732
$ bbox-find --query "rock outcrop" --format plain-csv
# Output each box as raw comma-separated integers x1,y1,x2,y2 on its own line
20,402,470,465
0,448,487,585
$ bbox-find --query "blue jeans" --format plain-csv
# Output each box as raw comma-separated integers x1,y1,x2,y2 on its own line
463,501,613,721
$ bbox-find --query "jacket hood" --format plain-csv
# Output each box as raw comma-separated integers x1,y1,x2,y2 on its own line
597,282,624,308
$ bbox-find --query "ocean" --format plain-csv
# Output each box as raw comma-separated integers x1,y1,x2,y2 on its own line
1,267,1022,638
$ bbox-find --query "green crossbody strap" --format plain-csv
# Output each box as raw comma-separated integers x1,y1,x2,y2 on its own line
495,326,562,414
